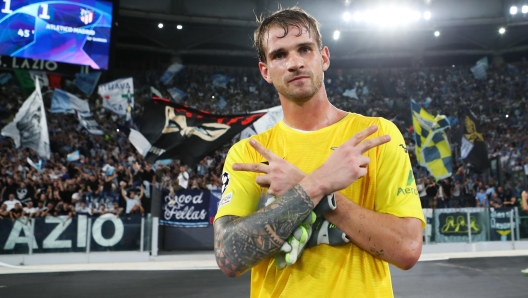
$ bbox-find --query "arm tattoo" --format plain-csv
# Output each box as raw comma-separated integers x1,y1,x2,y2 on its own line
214,184,314,277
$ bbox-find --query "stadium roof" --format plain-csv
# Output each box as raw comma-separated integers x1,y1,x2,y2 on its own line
115,0,528,67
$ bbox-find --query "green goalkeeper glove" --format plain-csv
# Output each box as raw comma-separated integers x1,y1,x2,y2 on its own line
306,217,350,248
270,194,338,269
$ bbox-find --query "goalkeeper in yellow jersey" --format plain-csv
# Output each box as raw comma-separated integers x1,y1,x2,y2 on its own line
213,6,425,298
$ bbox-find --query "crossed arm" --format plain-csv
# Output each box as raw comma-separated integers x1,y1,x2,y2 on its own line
214,126,418,277
214,184,314,277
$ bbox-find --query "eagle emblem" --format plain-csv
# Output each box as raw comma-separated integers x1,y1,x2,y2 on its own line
464,116,483,143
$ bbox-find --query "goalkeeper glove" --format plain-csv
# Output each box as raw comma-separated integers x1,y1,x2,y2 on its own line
308,193,349,248
272,193,338,269
306,217,350,248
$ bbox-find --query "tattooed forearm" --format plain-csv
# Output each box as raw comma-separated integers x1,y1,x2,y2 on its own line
214,184,314,277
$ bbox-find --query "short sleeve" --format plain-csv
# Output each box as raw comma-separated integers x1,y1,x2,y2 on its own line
214,140,261,222
375,119,426,228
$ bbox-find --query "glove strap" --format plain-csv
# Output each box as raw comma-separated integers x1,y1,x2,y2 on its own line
313,193,336,217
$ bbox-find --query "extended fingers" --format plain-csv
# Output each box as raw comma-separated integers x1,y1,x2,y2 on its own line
249,139,278,161
347,125,380,147
357,135,391,154
232,162,268,173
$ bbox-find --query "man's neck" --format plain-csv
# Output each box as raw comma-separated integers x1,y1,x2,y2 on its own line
279,89,347,131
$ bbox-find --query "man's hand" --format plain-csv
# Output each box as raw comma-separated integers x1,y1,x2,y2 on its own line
301,125,390,197
232,139,305,197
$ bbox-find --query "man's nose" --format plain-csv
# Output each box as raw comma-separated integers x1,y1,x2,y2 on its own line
287,52,304,72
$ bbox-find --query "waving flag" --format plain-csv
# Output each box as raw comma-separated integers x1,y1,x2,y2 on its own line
138,97,265,166
160,62,184,85
458,108,490,173
98,77,134,116
74,72,101,96
167,87,187,103
212,74,231,89
51,89,90,114
1,79,50,159
411,100,452,179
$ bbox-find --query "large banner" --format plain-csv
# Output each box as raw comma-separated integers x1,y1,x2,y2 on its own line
98,77,134,116
434,208,487,243
0,56,80,73
0,215,142,254
74,72,101,97
160,189,211,227
240,105,283,139
1,79,50,159
139,97,264,166
77,111,104,135
489,208,517,241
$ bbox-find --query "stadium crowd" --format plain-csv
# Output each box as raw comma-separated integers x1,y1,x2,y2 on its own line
1,59,528,222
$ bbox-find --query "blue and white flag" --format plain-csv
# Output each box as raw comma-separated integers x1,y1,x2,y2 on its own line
51,89,90,114
160,189,211,227
1,79,50,159
67,150,80,161
98,77,134,116
470,57,488,81
167,87,187,103
74,72,101,96
77,111,103,135
27,157,43,171
425,97,432,108
362,86,369,96
0,73,12,85
160,62,184,85
212,74,230,89
343,88,358,99
150,86,163,98
217,97,227,110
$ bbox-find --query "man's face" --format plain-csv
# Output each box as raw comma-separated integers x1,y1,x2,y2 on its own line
258,25,329,104
9,194,15,201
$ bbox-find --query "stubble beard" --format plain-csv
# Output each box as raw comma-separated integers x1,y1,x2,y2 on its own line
276,71,324,104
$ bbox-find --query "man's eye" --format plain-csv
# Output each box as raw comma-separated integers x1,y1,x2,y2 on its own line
300,47,311,53
274,52,286,59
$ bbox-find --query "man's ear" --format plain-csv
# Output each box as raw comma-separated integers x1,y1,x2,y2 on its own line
259,62,273,84
321,46,330,71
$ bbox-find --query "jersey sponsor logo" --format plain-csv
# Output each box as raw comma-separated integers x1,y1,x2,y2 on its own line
221,171,230,194
219,192,232,208
397,170,417,196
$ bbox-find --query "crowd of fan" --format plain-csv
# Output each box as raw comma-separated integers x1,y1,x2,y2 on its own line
1,58,528,222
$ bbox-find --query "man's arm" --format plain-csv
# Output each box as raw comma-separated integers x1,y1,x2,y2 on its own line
324,193,422,270
215,126,387,277
214,184,314,277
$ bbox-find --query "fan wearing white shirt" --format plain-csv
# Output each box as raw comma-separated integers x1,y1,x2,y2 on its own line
177,166,189,189
121,184,144,215
23,201,39,219
3,194,22,211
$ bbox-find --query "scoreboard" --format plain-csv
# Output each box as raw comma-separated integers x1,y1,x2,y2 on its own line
0,0,114,70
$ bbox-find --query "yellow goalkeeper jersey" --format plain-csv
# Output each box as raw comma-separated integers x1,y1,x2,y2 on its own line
215,113,425,298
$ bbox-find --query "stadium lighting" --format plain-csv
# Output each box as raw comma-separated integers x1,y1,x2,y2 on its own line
434,30,440,37
343,12,351,21
423,11,431,20
499,27,506,34
333,30,340,40
506,114,509,118
353,12,362,22
413,11,421,21
176,24,183,29
510,6,518,15
522,5,528,14
158,23,163,28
